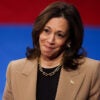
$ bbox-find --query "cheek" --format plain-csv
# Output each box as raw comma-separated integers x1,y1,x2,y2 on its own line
39,34,43,44
39,34,46,47
56,40,66,47
39,33,46,42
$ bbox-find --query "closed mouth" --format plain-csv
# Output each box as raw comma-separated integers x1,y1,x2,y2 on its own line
44,45,55,49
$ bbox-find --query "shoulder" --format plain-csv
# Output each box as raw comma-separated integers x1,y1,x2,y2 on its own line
7,58,27,71
9,58,28,66
84,57,99,65
6,58,37,74
79,57,100,77
81,57,100,69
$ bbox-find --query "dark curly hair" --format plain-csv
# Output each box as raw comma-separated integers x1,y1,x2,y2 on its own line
26,1,86,70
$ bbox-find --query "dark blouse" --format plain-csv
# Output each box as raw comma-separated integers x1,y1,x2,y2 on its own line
36,65,61,100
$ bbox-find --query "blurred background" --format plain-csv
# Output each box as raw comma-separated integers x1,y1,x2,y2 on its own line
0,0,100,99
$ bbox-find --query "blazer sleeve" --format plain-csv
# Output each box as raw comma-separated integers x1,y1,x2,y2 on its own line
3,62,14,100
89,62,100,100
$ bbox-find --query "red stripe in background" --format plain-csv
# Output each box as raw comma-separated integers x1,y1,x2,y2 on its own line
0,0,100,26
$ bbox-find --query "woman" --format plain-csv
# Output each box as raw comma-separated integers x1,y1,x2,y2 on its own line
3,1,100,100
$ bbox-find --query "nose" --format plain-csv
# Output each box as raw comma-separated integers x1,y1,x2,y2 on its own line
47,34,55,44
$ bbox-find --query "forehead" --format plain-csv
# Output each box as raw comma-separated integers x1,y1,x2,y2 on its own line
45,17,69,32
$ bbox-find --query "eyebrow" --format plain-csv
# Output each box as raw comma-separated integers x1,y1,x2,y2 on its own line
44,26,51,29
45,26,65,34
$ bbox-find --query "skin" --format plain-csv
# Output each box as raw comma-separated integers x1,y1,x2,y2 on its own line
39,17,69,68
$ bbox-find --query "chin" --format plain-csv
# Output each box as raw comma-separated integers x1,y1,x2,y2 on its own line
44,53,53,58
44,53,61,60
41,49,63,59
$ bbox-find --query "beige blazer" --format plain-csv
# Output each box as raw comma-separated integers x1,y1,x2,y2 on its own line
3,57,100,100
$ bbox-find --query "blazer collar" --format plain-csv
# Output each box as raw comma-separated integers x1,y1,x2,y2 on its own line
20,58,85,100
22,58,38,76
55,67,85,100
21,58,38,100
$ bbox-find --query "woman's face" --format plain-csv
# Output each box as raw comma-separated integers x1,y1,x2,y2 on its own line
39,17,69,59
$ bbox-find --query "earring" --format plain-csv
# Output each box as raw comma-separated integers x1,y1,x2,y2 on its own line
67,42,71,48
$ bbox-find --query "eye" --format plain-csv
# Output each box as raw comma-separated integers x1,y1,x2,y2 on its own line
43,28,50,33
56,32,65,38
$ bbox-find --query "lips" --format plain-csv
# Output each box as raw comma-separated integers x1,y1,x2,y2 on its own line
43,45,54,52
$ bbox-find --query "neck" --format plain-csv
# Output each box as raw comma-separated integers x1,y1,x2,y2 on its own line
39,54,63,68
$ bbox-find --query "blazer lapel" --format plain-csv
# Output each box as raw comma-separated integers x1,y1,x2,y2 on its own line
55,67,85,100
20,58,38,100
22,58,38,76
18,58,85,100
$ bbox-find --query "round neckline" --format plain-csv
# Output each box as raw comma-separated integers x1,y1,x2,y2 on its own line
38,64,62,72
42,66,59,70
